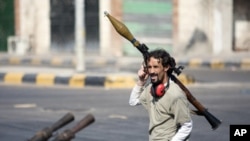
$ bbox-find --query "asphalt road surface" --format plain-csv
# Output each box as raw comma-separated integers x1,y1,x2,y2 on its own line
1,77,250,141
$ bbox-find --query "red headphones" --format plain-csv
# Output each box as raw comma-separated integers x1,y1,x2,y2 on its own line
151,79,170,98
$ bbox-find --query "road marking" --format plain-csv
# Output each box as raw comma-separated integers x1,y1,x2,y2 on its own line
14,103,37,108
109,114,127,119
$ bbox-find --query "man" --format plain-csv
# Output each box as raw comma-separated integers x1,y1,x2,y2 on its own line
129,49,192,141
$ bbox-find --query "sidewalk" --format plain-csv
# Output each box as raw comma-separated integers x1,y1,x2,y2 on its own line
1,52,249,69
174,52,250,70
0,52,249,88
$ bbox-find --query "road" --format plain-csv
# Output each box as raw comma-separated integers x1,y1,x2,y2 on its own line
0,68,250,141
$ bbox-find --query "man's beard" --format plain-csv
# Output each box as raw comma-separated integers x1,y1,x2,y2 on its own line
150,74,163,85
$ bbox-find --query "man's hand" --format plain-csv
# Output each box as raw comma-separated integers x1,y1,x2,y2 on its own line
137,65,148,86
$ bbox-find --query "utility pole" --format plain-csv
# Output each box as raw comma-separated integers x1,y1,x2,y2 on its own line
75,0,85,72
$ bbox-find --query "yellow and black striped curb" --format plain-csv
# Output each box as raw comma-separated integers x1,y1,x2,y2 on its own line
0,72,195,88
177,58,250,69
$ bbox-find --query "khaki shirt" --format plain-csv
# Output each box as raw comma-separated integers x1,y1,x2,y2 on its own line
139,82,191,141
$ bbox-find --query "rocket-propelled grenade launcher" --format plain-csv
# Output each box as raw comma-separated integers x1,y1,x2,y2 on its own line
104,11,221,130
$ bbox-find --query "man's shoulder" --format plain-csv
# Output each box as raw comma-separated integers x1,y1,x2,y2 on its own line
168,82,186,98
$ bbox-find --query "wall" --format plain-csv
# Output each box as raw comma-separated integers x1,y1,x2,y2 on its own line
174,0,212,56
174,0,233,57
17,0,50,55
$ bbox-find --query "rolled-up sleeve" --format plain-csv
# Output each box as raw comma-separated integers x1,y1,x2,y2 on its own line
129,84,144,106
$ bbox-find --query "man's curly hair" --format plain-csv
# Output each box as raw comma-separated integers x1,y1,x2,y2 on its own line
147,49,183,76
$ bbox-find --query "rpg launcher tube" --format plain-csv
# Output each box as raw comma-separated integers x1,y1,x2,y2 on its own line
104,11,149,56
52,113,95,141
28,112,75,141
104,11,141,48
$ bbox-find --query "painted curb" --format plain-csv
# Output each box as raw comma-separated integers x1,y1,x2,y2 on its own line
0,72,195,88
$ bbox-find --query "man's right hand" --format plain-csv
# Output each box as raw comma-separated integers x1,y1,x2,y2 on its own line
137,65,148,86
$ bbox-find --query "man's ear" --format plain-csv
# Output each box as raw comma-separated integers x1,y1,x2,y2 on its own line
164,65,170,72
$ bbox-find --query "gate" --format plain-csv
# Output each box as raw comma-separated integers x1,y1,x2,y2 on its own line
233,0,250,51
122,0,173,56
0,0,15,51
50,0,99,54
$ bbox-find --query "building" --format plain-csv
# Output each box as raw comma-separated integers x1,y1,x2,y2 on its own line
0,0,249,57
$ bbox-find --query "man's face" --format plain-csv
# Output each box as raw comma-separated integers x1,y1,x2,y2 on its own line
147,57,169,84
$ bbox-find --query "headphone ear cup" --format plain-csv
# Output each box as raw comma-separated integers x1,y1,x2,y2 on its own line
155,84,165,97
151,84,165,98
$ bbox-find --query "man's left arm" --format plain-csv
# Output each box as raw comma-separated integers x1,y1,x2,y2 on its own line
171,97,193,141
171,120,192,141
